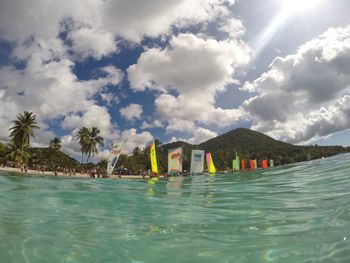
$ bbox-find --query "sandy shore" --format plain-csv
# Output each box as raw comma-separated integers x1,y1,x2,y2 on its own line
0,166,164,179
0,166,90,178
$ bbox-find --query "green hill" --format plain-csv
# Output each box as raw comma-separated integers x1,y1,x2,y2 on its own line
0,144,80,171
199,128,291,152
152,128,348,172
27,147,80,170
201,128,346,168
0,143,81,170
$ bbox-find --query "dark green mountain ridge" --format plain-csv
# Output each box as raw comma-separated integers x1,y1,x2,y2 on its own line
153,128,348,172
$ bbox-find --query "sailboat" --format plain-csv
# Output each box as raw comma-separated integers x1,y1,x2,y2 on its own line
190,150,205,174
250,160,255,171
168,146,183,175
107,138,128,175
262,160,268,169
150,141,158,175
232,152,240,172
206,152,216,174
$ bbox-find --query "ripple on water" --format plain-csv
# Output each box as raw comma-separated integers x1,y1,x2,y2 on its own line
1,154,350,262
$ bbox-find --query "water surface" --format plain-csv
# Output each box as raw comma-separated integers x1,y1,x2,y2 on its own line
1,154,350,262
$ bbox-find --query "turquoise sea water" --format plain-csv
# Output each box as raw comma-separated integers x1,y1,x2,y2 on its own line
1,154,350,262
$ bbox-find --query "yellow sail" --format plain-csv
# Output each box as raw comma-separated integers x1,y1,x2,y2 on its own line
206,153,216,174
150,141,158,174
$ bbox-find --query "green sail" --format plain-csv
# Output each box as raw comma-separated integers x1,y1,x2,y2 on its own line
232,159,236,171
235,153,240,171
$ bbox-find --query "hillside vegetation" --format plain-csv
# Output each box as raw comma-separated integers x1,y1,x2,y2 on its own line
1,128,348,174
27,148,80,169
123,128,348,173
0,144,80,171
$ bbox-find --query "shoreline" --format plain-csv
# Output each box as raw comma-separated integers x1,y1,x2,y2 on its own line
0,166,90,178
0,166,163,179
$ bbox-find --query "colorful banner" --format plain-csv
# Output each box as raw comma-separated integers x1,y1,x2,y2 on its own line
190,150,205,174
168,147,183,174
107,138,127,175
206,152,216,174
150,141,158,174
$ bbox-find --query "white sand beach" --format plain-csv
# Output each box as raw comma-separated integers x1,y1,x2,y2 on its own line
0,166,164,179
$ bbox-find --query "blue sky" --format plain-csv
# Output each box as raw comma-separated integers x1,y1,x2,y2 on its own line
0,0,349,160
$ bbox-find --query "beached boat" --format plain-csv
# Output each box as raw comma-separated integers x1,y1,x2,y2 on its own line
190,150,205,174
232,152,240,171
150,141,158,175
107,138,127,175
168,146,183,175
206,152,216,174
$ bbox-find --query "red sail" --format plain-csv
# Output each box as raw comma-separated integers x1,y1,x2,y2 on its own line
241,160,245,171
262,160,268,169
250,160,255,171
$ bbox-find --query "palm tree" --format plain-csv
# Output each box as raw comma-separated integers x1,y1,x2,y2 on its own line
133,146,141,156
0,142,6,161
49,137,61,169
84,127,104,163
49,137,61,151
9,111,39,163
6,142,29,165
75,127,89,164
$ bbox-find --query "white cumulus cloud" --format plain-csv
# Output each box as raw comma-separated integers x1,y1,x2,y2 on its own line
242,25,350,144
120,103,143,121
0,0,237,58
0,0,242,154
127,33,250,135
120,128,154,154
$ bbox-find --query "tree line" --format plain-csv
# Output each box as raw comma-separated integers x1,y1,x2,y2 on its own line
1,111,349,175
0,111,105,173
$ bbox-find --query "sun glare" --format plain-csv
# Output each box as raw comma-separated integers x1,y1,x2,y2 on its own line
281,0,319,13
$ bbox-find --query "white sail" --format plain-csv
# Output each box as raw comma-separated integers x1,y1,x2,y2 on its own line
190,150,205,174
168,147,183,174
107,138,127,175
